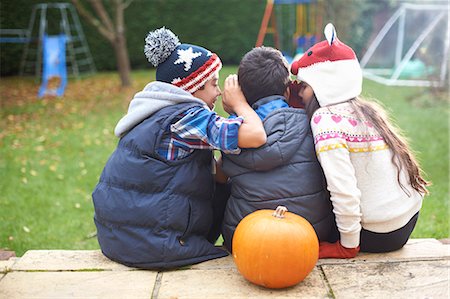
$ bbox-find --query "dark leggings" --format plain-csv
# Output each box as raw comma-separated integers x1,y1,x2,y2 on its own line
360,212,419,253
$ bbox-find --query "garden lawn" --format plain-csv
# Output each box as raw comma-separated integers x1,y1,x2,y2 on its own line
0,67,448,256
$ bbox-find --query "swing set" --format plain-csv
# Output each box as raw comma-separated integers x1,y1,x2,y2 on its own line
256,0,323,63
0,3,96,98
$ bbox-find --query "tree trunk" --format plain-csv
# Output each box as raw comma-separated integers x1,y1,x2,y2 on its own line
113,33,131,87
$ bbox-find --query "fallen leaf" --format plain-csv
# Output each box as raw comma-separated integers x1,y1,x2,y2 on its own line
36,136,46,142
86,232,97,239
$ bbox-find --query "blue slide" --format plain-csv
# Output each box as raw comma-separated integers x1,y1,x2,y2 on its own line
38,34,67,98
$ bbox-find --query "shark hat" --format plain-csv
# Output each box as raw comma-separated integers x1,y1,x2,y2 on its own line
290,23,362,106
144,27,222,94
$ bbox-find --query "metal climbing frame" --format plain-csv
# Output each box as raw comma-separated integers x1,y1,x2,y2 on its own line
360,3,449,87
255,0,320,61
20,2,96,77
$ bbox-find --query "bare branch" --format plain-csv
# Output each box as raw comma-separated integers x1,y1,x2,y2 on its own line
72,0,96,23
123,0,134,10
88,0,115,33
72,0,115,42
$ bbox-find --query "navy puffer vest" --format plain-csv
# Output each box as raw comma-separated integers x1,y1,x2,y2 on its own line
93,103,227,269
222,106,336,252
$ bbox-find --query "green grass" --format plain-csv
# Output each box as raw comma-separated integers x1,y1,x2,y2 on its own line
0,68,448,256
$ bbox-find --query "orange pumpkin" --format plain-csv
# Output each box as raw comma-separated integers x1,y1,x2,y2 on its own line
232,206,319,289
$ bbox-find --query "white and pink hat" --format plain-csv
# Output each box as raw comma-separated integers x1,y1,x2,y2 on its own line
290,23,362,107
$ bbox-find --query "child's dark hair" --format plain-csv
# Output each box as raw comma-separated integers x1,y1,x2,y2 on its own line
305,96,430,195
238,46,290,106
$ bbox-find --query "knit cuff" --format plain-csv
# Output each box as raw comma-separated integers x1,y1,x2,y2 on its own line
340,232,360,249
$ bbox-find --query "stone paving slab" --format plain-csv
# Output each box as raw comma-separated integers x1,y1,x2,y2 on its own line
318,238,450,265
1,239,449,298
0,258,18,273
10,239,448,273
11,250,133,271
0,271,157,299
156,267,330,298
322,259,450,299
188,254,235,270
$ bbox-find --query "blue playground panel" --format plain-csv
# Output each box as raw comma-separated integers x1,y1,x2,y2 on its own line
296,35,317,53
0,37,31,43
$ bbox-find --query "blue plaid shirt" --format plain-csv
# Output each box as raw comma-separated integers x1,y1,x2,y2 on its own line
158,106,244,160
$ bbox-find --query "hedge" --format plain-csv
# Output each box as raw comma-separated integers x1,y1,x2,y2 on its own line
0,0,379,76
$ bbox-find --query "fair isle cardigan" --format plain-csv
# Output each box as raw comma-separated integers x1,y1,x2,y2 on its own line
311,102,423,248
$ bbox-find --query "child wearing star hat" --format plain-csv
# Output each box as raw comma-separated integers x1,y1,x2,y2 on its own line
290,23,429,258
92,27,266,269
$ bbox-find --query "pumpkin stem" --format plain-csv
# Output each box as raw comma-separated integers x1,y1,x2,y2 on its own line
272,206,288,218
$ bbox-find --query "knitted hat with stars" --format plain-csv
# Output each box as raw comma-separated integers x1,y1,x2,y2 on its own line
290,23,362,107
144,27,222,94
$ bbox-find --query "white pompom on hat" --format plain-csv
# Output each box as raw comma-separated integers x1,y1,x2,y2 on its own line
291,23,362,107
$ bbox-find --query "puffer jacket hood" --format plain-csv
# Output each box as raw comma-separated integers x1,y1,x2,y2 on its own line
114,81,206,137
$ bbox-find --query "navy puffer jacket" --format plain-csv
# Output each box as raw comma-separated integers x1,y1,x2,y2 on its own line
93,102,227,269
222,101,336,252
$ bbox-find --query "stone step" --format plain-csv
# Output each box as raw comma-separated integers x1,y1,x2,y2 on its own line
0,238,448,299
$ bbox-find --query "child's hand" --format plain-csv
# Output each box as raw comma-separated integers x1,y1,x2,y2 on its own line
222,74,267,148
222,74,247,114
214,155,229,184
288,81,304,108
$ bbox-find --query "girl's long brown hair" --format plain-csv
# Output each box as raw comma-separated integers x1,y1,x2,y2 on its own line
306,96,429,196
